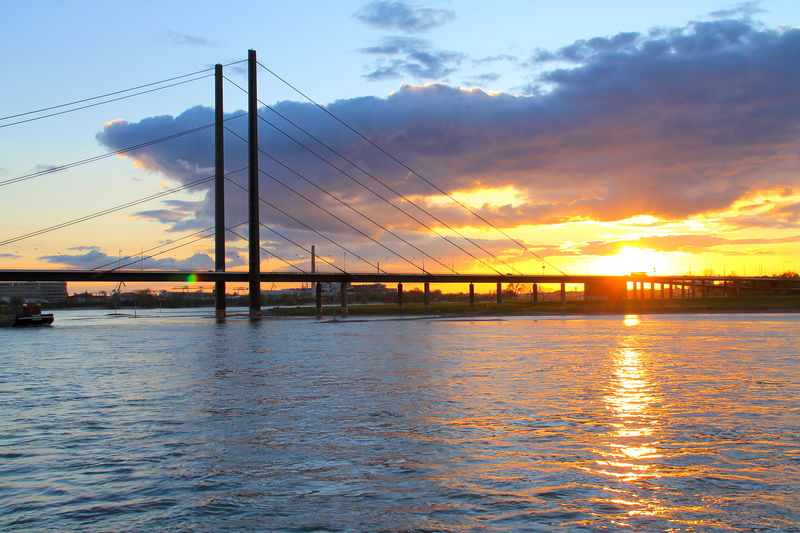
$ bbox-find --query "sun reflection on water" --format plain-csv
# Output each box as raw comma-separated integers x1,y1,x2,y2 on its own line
623,314,641,327
590,341,670,522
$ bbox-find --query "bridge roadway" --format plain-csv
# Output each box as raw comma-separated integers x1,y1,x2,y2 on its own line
0,269,778,285
0,269,574,284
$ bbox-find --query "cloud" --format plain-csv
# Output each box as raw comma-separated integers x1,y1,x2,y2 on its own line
39,248,216,270
571,233,800,256
0,253,20,259
462,72,501,87
532,31,640,64
361,36,465,80
163,30,211,47
355,0,454,33
472,54,519,65
96,19,800,262
132,199,206,231
38,245,281,271
735,202,800,228
708,1,766,19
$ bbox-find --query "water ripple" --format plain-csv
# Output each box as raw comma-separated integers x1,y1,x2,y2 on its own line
1,310,798,531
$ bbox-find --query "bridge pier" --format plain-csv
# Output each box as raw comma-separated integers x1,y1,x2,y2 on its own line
469,283,475,307
340,282,348,314
423,282,430,307
560,282,566,304
315,282,322,316
496,282,502,306
531,282,538,302
397,282,404,308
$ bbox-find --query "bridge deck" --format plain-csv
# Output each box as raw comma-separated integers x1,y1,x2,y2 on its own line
0,269,785,284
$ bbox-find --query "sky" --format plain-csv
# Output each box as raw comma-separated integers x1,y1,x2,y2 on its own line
2,0,800,293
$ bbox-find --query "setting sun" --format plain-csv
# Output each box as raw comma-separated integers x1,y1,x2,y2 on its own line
590,246,673,276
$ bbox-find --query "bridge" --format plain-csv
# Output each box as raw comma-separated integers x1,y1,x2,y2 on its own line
2,50,798,318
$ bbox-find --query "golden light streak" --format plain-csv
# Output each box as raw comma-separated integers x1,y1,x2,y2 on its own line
425,185,527,210
587,342,670,524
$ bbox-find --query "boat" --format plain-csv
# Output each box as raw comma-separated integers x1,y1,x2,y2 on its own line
0,303,54,327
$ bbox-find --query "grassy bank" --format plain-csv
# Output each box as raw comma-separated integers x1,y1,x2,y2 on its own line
261,296,800,317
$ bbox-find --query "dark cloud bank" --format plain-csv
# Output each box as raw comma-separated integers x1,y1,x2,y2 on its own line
85,19,800,268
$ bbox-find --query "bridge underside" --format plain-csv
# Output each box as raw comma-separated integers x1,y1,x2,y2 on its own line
0,270,574,284
0,269,792,287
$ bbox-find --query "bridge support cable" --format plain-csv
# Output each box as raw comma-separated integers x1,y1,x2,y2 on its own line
92,221,305,278
224,77,515,275
92,221,307,278
0,115,246,189
1,59,246,129
258,98,515,276
214,63,227,319
259,225,347,275
225,177,381,274
224,76,511,275
223,175,349,275
247,49,261,317
225,228,306,273
1,60,245,123
97,222,245,273
261,151,454,274
229,125,455,274
256,61,565,276
259,167,427,275
0,168,246,248
225,127,443,275
250,116,510,276
0,74,214,129
91,224,221,271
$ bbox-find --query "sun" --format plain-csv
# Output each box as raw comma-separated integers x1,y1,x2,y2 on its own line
590,246,667,276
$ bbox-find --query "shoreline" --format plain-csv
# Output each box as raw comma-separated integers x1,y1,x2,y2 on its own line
53,296,800,320
260,296,800,318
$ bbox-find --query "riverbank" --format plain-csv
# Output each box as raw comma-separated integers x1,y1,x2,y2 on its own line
260,296,800,317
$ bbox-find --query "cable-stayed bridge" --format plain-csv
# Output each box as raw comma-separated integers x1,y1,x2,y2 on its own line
1,50,795,318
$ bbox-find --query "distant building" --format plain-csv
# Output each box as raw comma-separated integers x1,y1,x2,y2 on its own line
350,283,395,295
0,281,68,303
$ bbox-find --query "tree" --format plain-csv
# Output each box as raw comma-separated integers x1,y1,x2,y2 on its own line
506,282,526,299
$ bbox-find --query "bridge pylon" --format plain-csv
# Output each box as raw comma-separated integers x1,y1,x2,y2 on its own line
247,49,261,318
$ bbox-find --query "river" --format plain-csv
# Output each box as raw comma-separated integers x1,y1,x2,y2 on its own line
1,309,798,531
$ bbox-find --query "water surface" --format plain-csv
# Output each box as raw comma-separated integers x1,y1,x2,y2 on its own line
1,310,799,531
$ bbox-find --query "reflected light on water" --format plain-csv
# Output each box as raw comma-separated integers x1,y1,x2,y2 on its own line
591,343,668,522
623,315,640,327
